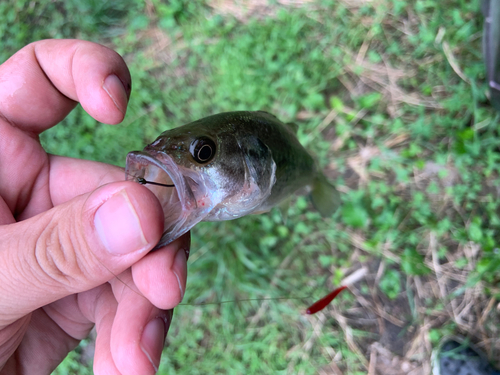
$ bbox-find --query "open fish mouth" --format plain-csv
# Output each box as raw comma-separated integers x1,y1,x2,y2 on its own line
125,151,220,248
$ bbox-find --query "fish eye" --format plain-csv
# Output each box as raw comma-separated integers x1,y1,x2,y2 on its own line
189,137,216,164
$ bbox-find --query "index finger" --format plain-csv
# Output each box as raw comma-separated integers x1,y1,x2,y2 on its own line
0,39,132,133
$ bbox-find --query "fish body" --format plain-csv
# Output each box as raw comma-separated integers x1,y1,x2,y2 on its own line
126,111,339,248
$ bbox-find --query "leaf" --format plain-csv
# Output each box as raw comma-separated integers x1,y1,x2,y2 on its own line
401,249,431,276
379,269,401,300
330,96,344,111
341,202,369,228
468,221,483,243
357,92,382,109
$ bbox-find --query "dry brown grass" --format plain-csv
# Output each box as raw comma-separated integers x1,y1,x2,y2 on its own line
321,117,500,372
208,0,316,21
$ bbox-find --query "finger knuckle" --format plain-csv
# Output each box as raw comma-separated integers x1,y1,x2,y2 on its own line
33,216,92,291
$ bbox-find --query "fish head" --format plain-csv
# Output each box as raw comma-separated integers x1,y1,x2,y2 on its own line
125,116,276,248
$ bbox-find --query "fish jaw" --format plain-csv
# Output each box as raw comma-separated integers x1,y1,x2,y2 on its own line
125,151,222,248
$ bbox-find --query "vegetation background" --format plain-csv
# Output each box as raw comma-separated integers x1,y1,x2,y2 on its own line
1,0,498,374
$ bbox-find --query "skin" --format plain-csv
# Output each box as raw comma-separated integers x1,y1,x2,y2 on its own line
0,39,189,375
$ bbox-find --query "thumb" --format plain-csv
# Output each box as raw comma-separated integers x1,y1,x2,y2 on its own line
0,182,164,326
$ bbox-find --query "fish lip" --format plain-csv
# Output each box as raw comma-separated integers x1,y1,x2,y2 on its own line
126,150,212,248
126,150,194,209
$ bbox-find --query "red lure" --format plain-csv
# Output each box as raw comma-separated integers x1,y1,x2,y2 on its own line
305,285,348,314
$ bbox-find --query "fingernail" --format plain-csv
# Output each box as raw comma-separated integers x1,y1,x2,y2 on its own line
140,317,168,373
172,249,187,301
94,190,148,255
103,74,128,115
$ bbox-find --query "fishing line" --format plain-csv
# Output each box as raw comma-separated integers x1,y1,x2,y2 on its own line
93,256,146,299
104,172,345,313
96,250,340,314
95,254,320,311
178,292,348,314
136,177,174,187
124,171,175,187
178,296,310,307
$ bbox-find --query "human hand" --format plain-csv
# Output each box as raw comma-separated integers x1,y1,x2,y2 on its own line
0,39,189,375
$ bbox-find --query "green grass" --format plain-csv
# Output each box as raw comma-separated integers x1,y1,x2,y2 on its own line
3,0,500,373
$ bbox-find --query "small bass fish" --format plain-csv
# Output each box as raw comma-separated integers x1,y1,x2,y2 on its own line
126,111,340,248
